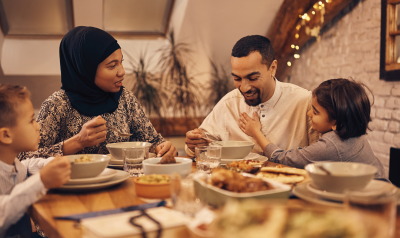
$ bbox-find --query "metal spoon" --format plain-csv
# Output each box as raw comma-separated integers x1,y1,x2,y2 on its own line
316,164,332,175
107,125,132,138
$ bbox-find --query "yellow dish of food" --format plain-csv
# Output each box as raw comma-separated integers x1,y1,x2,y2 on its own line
133,174,171,199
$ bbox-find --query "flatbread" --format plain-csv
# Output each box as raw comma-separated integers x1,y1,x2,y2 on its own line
256,172,305,184
260,167,307,176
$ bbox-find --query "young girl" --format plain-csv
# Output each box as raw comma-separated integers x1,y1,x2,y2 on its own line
239,78,386,179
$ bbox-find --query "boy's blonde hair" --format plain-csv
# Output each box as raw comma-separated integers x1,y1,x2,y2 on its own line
0,84,31,128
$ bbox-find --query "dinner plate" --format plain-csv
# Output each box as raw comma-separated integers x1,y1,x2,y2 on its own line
306,180,394,202
220,153,267,164
54,170,129,192
292,181,343,207
65,168,118,185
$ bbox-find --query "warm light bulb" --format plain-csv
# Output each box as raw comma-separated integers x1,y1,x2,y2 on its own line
295,46,299,50
312,11,315,15
326,0,330,2
295,34,299,39
296,25,301,30
291,44,295,48
294,54,300,59
319,1,322,4
287,61,292,66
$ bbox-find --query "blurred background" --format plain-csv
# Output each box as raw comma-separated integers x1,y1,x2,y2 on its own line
0,0,398,172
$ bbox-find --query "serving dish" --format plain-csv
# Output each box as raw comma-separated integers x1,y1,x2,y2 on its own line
133,175,171,199
143,157,192,178
66,154,111,179
193,173,291,207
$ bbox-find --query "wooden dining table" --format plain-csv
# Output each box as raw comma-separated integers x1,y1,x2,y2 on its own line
29,159,400,238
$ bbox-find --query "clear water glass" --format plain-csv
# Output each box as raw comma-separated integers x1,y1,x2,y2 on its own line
122,148,145,177
195,146,221,173
170,173,204,217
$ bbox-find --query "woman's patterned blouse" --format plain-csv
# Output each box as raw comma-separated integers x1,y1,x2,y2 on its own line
18,88,164,160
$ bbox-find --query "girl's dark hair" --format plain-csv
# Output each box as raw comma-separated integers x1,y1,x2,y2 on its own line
312,78,372,140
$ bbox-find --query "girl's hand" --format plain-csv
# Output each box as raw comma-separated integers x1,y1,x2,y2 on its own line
239,112,261,137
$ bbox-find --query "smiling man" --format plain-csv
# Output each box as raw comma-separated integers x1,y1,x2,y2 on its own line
185,35,319,156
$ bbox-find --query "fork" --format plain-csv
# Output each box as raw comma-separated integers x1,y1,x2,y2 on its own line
107,125,132,138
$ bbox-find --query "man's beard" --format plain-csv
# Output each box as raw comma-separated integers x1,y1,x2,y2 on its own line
240,88,261,106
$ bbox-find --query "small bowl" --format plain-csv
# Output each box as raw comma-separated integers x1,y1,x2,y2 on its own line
106,142,152,160
143,157,192,178
305,162,377,193
218,141,255,160
66,154,110,179
133,175,170,199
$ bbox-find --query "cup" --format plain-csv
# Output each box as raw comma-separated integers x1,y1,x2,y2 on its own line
170,173,204,217
344,185,398,238
195,146,222,173
123,148,145,177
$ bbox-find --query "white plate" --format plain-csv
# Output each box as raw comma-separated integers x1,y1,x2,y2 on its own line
306,180,394,202
65,168,118,185
55,170,129,192
292,181,343,207
108,152,156,165
220,153,267,164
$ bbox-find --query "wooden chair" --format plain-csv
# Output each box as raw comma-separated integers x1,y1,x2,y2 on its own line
389,147,400,187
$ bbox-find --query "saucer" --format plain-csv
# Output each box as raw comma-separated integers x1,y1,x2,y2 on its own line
66,168,118,185
306,180,394,202
292,182,343,207
55,170,129,192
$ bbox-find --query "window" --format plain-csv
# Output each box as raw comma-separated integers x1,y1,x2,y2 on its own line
103,0,174,37
381,0,400,80
0,0,73,37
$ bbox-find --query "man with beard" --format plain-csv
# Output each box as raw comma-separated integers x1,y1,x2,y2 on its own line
185,35,319,156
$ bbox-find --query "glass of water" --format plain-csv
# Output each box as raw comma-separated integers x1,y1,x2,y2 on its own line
195,145,221,173
122,148,145,177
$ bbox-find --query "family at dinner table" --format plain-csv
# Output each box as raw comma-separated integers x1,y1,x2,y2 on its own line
0,26,387,237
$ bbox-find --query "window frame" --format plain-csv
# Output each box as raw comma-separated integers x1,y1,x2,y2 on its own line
380,0,400,80
0,0,74,38
103,0,175,38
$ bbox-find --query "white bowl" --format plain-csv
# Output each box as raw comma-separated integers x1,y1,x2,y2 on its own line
143,157,192,178
305,162,377,193
106,142,152,160
66,154,111,179
217,141,255,160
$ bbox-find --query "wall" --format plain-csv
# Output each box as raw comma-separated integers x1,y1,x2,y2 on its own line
282,0,398,175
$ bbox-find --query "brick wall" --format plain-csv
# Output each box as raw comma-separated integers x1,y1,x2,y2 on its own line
282,0,400,175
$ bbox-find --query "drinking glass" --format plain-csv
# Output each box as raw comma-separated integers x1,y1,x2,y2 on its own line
195,146,222,173
344,185,398,238
170,173,204,217
122,148,145,177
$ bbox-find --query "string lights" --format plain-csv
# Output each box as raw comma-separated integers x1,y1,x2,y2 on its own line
287,0,331,67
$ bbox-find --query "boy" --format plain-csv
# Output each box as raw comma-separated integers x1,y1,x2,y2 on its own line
0,84,71,237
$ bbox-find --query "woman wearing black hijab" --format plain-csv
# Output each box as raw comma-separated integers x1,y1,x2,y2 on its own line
19,26,177,160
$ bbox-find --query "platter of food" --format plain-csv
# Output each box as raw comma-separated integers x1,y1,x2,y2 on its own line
193,168,291,207
256,165,308,184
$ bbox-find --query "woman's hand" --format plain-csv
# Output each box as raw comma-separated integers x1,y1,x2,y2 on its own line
63,116,107,155
239,112,261,137
77,116,107,148
156,141,178,157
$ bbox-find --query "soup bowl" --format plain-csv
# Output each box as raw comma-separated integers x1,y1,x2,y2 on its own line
66,154,111,179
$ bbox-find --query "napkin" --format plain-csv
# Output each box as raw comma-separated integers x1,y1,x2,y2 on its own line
54,201,166,221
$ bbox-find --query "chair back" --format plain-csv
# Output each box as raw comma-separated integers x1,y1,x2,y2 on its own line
389,147,400,187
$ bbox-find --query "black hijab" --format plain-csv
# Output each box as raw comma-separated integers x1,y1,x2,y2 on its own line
60,26,122,116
